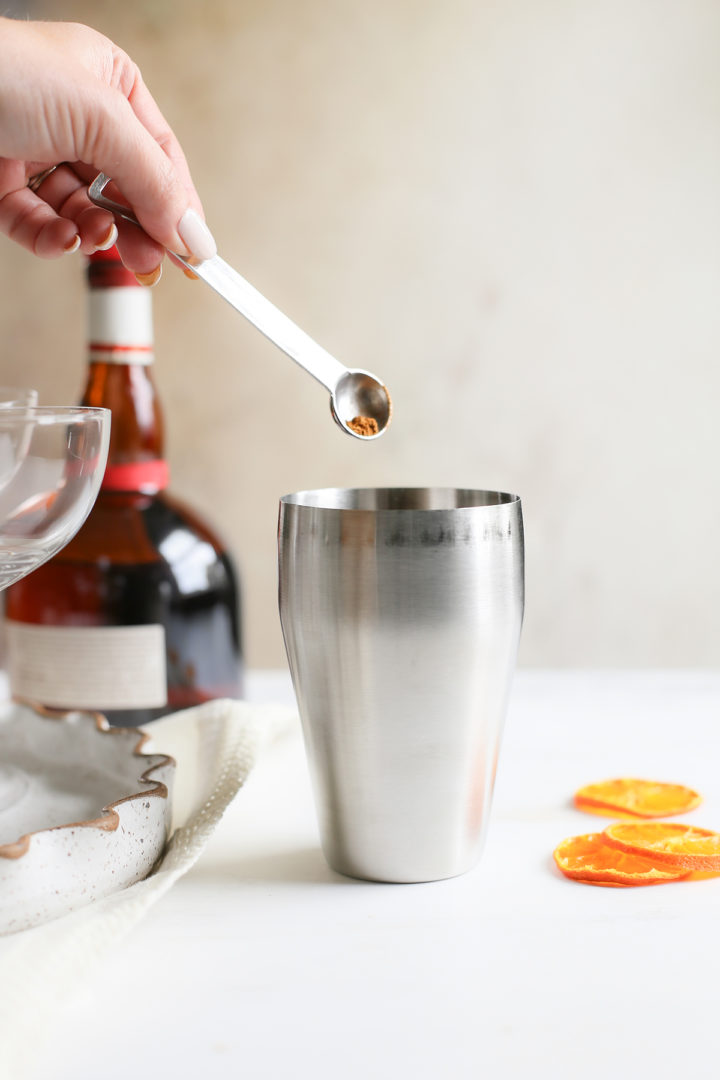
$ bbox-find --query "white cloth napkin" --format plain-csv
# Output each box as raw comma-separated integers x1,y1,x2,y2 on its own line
0,697,297,1080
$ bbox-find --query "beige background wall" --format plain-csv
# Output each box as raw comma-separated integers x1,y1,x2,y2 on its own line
1,0,719,668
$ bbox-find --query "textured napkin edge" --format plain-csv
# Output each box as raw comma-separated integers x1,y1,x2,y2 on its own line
0,698,298,1080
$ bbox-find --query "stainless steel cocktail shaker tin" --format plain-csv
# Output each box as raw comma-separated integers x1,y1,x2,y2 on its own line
278,487,524,883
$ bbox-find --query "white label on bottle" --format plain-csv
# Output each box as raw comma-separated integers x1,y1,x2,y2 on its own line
5,622,167,710
88,287,154,364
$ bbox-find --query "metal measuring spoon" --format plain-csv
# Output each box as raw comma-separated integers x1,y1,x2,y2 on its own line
88,174,392,440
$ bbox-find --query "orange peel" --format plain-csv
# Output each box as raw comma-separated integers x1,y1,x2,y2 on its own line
553,832,690,886
574,778,701,819
602,822,720,871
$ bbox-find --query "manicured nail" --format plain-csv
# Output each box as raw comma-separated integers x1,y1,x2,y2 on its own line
177,208,216,263
63,235,81,254
134,264,163,287
183,267,199,280
94,223,118,252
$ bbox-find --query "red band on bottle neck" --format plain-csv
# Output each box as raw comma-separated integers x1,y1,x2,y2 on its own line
102,460,169,493
89,343,154,354
89,345,154,366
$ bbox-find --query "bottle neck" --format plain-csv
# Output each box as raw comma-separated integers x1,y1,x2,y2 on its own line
83,270,168,494
88,285,155,366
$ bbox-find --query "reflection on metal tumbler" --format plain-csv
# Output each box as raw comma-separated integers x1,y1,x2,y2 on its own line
278,488,524,883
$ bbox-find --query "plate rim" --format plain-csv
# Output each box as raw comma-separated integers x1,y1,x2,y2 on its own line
0,700,175,860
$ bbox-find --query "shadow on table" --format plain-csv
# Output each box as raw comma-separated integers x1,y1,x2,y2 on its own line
192,845,356,886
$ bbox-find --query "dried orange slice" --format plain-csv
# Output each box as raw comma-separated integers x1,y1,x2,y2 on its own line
553,833,690,886
574,778,701,818
603,822,720,871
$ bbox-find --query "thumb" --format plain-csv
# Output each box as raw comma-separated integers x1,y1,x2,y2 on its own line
80,86,217,263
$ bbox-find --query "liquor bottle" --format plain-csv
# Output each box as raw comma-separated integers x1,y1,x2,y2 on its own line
4,248,243,725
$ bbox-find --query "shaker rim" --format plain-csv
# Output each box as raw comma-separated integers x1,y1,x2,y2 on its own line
279,486,521,512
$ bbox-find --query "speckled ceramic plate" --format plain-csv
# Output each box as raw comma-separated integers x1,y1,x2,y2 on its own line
0,701,174,934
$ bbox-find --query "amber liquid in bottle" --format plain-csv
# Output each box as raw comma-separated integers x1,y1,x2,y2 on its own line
5,250,242,725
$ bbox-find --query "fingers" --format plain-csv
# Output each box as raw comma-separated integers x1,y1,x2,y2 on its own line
68,163,168,275
0,161,124,260
27,164,117,253
114,219,165,280
3,162,164,275
0,184,80,259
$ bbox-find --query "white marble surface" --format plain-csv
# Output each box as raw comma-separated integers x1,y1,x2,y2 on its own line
20,669,720,1080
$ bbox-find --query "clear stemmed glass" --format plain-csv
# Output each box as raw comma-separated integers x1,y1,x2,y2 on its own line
0,406,110,589
0,406,110,811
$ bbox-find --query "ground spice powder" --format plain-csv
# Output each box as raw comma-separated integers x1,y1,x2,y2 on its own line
347,415,379,437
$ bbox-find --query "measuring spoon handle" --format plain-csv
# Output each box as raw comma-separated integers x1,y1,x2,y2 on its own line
88,174,348,393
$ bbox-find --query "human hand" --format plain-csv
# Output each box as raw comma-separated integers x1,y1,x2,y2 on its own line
0,18,216,281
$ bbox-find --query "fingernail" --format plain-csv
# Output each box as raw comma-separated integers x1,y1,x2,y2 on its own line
94,223,118,252
134,264,163,287
183,267,199,281
63,235,81,254
177,209,216,263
